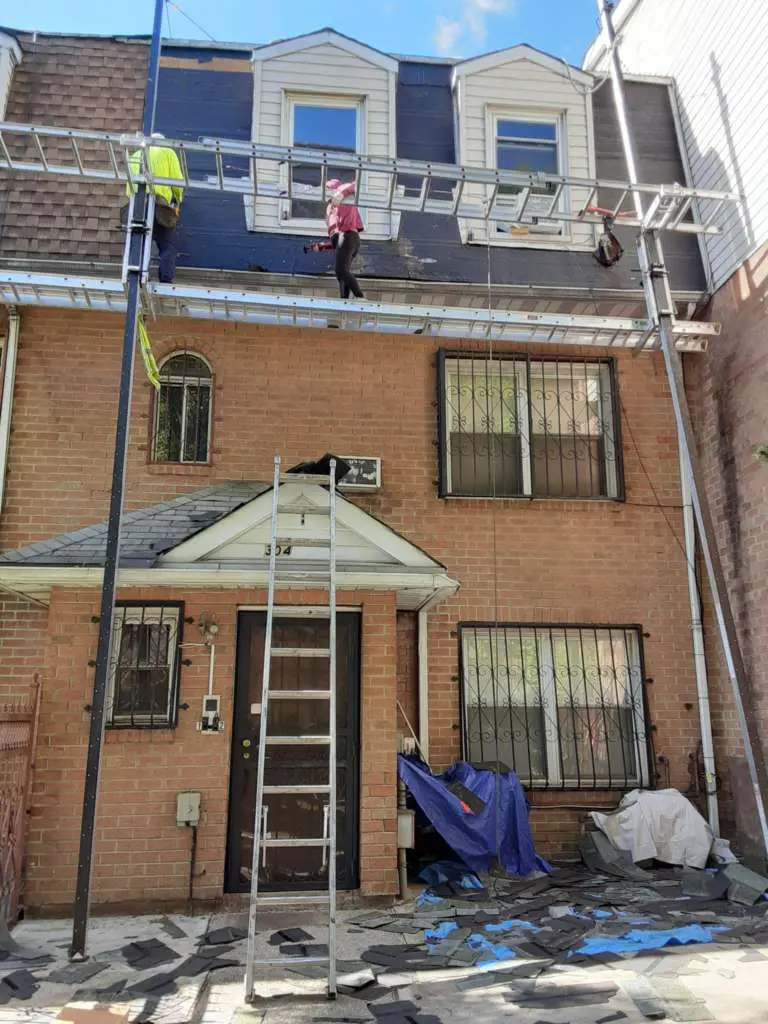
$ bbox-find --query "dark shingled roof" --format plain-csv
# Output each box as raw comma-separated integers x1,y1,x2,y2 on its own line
0,482,269,567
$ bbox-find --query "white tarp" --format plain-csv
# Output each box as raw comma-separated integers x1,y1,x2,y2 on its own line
590,789,713,869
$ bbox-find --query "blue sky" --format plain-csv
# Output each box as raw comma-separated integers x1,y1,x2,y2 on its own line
8,0,600,65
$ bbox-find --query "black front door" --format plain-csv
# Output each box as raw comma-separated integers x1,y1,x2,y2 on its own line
225,611,360,892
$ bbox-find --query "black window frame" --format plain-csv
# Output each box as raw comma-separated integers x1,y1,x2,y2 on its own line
106,601,185,730
437,349,625,501
458,621,652,791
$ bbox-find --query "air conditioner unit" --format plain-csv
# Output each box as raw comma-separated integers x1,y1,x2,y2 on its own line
338,456,382,492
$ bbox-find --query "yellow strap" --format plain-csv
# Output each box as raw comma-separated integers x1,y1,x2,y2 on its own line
137,317,161,390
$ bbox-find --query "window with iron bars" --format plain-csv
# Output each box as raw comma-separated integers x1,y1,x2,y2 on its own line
152,352,212,464
107,603,183,728
438,353,622,499
460,624,650,789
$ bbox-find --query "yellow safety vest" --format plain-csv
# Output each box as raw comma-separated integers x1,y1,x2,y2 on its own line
125,145,185,207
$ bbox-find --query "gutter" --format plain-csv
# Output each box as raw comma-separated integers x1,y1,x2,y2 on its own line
0,306,19,517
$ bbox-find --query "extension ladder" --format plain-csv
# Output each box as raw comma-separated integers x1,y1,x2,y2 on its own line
244,455,339,1002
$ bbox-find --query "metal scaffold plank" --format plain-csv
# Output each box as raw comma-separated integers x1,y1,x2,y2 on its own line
0,271,718,351
0,120,742,234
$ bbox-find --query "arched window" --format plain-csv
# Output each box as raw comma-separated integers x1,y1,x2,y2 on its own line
152,352,212,463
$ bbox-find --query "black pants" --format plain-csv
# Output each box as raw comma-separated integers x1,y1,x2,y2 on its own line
333,231,363,299
120,205,178,284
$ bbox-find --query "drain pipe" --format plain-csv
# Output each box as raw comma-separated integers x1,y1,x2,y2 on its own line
679,438,720,835
0,307,20,517
417,607,430,760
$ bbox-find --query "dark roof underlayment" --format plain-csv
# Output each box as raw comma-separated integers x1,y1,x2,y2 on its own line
0,31,707,294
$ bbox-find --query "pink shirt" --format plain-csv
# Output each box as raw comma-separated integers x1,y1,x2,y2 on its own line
326,181,364,236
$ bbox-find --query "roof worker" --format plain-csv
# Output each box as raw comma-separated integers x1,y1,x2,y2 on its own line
121,133,184,284
306,179,365,299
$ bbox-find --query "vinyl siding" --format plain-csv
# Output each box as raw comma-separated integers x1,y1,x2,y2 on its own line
250,42,396,239
455,56,595,250
587,0,768,290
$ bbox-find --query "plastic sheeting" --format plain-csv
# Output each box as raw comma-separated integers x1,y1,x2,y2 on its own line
576,923,727,956
397,756,550,876
590,789,713,869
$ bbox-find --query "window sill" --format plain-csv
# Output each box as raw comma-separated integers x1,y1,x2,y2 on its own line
146,462,213,475
440,493,624,504
248,220,393,241
467,235,593,251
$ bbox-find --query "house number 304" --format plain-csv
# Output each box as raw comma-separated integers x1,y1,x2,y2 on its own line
264,544,293,556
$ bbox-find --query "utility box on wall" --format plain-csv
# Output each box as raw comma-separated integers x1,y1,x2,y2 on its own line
176,791,201,826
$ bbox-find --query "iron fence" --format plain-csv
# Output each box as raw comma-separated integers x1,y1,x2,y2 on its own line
0,682,41,923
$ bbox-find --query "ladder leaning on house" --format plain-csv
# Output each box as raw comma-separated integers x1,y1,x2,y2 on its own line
244,454,339,1002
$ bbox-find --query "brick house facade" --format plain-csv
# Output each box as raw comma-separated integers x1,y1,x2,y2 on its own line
0,27,729,912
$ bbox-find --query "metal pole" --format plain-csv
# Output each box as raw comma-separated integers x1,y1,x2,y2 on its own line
598,0,768,854
70,0,165,959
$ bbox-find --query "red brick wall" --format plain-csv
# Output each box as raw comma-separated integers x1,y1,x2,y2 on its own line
0,307,705,901
26,586,397,911
685,243,768,850
396,611,419,741
0,595,48,701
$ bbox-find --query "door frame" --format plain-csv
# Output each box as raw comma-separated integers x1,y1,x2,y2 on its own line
224,607,361,893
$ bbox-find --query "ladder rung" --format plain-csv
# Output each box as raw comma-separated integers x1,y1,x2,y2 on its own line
250,955,330,966
262,784,331,794
275,569,331,578
268,689,332,699
275,536,331,547
273,607,331,618
265,735,331,745
279,473,332,485
262,837,330,847
277,504,329,515
255,892,330,905
271,647,331,658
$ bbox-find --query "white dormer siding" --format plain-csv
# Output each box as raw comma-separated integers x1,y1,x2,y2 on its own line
452,46,596,251
0,33,22,121
249,31,398,240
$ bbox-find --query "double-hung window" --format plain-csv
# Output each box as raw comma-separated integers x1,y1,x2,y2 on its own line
287,96,361,223
439,353,621,499
492,114,564,236
460,624,649,789
107,604,183,728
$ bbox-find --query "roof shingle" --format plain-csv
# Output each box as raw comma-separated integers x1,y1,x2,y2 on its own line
0,481,269,567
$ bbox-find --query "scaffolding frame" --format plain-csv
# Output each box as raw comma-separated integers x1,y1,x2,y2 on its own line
0,271,718,351
0,0,762,971
0,119,741,233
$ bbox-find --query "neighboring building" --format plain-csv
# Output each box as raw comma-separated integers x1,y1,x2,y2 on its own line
584,0,768,853
0,26,722,913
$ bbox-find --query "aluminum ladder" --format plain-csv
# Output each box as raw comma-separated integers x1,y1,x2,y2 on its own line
245,454,339,1002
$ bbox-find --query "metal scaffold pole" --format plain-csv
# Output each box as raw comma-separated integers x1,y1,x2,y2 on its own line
598,0,768,855
69,0,165,959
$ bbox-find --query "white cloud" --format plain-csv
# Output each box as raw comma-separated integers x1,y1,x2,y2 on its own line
434,0,514,55
435,15,463,55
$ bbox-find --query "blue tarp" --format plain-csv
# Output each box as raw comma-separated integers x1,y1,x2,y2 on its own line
576,923,728,956
397,756,551,877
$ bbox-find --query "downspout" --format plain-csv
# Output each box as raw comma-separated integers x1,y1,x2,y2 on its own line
0,307,20,517
417,607,429,760
679,434,720,836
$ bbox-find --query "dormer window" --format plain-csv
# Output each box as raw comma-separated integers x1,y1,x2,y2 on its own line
491,112,565,237
288,96,362,223
451,45,595,250
249,29,398,240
